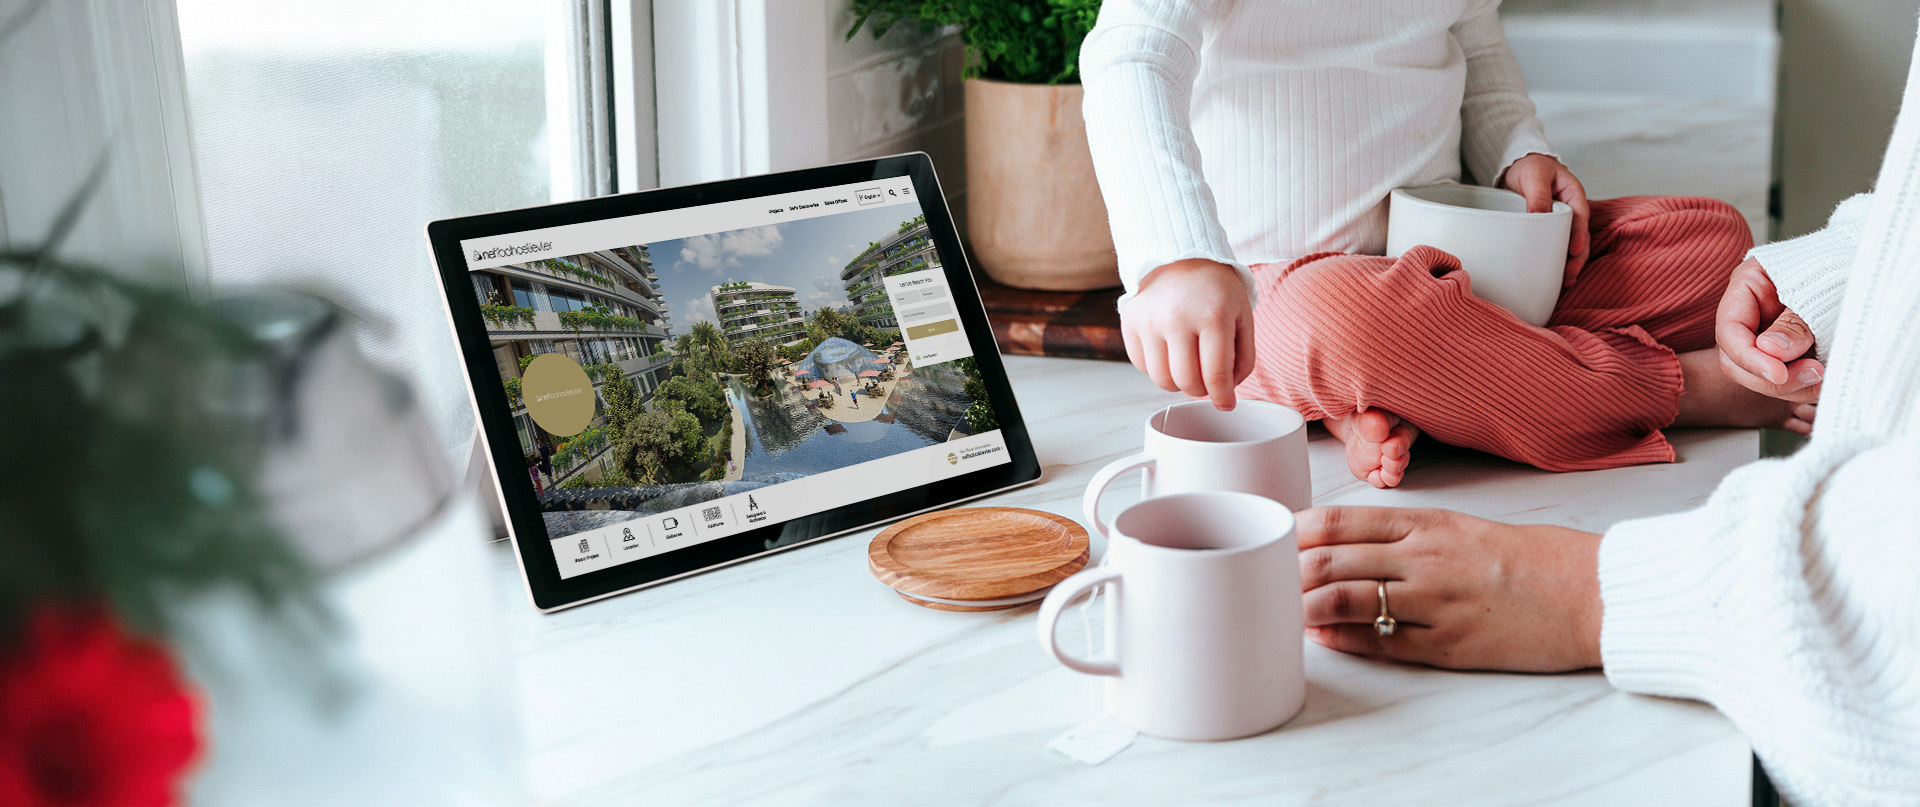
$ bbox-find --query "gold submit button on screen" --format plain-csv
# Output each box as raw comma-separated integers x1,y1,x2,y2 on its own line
905,319,960,340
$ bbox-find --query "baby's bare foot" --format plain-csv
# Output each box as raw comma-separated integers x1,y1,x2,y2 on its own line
1675,349,1815,433
1326,408,1420,489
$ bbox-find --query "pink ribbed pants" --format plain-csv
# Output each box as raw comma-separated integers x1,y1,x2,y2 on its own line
1236,196,1752,471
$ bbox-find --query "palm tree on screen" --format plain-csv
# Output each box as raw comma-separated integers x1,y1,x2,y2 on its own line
688,320,729,375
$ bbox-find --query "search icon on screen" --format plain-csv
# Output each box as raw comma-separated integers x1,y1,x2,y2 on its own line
888,189,897,196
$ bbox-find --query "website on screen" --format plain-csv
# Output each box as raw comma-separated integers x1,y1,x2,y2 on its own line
461,177,1008,579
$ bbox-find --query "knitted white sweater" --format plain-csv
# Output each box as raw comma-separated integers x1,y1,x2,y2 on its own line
1080,0,1554,307
1599,30,1920,807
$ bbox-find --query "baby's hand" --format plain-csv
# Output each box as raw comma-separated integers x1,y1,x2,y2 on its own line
1122,259,1255,410
1501,153,1591,286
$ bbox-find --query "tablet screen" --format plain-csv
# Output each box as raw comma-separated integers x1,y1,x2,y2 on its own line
458,176,1011,579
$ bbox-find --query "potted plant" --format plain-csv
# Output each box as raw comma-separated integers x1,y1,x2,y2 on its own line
848,0,1118,292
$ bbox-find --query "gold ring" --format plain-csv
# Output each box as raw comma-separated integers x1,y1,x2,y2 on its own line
1374,580,1397,636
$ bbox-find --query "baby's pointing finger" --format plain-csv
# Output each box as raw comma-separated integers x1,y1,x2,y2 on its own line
1200,327,1236,410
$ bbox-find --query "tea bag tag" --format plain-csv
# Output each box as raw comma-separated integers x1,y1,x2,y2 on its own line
1048,714,1138,766
1047,588,1135,766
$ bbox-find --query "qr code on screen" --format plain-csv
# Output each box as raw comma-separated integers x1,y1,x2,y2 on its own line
703,506,721,522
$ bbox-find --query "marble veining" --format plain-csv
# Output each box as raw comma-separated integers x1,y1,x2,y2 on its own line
502,355,1754,805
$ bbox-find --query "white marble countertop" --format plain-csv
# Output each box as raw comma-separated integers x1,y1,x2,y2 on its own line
499,355,1756,806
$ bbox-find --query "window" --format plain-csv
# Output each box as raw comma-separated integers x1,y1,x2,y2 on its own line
172,0,630,458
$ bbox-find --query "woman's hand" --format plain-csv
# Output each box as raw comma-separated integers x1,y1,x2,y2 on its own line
1500,153,1592,286
1716,258,1823,405
1122,259,1256,411
1296,506,1603,673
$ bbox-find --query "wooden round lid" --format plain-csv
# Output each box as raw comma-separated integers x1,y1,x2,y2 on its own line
868,507,1090,608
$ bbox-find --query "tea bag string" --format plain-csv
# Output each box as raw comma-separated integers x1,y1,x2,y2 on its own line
1078,402,1177,661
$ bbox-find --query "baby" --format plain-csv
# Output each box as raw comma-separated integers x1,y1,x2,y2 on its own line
1082,0,1804,488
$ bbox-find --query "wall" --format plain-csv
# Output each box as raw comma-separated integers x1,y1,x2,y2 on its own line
824,4,968,230
654,0,968,235
1777,0,1919,237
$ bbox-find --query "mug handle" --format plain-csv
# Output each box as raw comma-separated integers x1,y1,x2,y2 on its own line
1036,566,1123,677
1082,453,1154,540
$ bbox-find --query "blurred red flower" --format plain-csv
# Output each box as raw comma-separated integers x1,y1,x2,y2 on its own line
0,608,201,807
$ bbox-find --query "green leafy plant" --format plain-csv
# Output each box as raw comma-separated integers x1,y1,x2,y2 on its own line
651,376,729,425
0,165,325,650
530,257,613,288
964,400,999,433
556,474,599,490
504,378,523,407
846,0,1101,85
557,304,641,334
480,302,535,327
956,356,999,432
733,338,780,392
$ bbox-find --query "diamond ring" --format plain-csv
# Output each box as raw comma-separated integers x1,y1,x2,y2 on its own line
1375,580,1397,637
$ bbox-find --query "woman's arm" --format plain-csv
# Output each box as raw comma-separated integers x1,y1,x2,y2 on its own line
1296,434,1920,807
1599,437,1920,807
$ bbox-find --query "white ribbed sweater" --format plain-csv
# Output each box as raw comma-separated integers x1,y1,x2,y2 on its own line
1080,0,1554,307
1599,29,1920,807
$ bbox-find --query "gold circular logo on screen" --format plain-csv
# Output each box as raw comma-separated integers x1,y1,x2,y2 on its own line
522,353,595,437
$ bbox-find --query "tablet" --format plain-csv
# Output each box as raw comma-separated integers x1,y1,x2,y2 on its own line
427,153,1041,612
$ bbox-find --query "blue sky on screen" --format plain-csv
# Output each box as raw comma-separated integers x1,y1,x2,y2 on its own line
643,203,926,332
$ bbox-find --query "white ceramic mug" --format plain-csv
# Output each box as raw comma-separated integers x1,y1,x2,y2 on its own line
1083,400,1310,539
1037,492,1306,741
1386,183,1572,327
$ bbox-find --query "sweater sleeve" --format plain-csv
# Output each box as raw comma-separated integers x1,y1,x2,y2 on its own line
1599,31,1920,805
1451,0,1558,187
1599,438,1920,807
1744,193,1873,363
1079,0,1257,313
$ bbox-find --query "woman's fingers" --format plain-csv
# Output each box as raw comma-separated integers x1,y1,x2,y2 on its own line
1295,506,1432,550
1306,623,1444,666
1302,578,1433,627
1718,349,1823,404
1718,337,1792,392
1782,357,1824,395
1299,540,1406,591
1715,261,1793,386
1756,310,1817,363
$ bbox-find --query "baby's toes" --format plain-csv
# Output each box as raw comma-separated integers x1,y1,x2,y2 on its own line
1346,439,1384,483
1378,451,1410,488
1353,409,1398,444
1348,452,1381,484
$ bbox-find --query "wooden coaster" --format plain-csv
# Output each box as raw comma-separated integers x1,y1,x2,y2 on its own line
869,507,1090,610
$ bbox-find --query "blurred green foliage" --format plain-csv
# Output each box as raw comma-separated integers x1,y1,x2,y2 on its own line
846,0,1102,84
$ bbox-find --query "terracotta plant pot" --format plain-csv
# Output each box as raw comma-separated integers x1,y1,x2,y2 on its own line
964,77,1120,291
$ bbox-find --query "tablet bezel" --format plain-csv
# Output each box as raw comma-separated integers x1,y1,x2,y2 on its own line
427,153,1042,612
